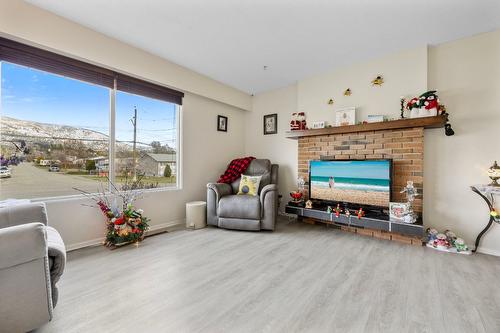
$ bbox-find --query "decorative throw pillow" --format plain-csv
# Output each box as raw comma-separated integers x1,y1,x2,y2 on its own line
237,175,262,196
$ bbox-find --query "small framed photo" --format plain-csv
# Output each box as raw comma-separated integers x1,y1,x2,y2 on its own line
389,202,409,222
217,115,228,132
263,113,278,135
335,107,356,126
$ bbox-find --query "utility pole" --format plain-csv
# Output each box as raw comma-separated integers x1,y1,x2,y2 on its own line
130,106,138,181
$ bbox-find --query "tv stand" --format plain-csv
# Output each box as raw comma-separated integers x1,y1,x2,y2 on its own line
285,204,423,238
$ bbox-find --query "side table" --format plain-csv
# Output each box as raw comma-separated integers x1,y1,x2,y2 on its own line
470,185,500,252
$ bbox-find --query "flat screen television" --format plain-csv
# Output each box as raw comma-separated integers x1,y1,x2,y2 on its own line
309,159,392,208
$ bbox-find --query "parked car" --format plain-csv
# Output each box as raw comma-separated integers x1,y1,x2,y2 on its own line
0,166,11,178
49,165,60,172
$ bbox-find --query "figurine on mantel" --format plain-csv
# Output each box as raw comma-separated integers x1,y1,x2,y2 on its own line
418,90,440,117
290,112,307,131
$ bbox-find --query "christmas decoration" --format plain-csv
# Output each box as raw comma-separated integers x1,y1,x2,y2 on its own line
290,112,307,130
406,97,420,118
487,161,500,186
454,238,469,252
290,191,303,202
400,181,419,223
74,177,150,248
344,88,352,96
334,203,342,218
425,228,471,254
371,75,384,86
400,96,406,118
357,208,364,219
418,90,439,117
305,200,313,209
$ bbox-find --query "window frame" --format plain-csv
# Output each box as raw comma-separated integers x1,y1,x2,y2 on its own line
0,38,183,201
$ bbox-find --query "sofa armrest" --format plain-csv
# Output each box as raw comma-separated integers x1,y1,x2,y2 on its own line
260,184,278,231
0,222,47,270
260,184,278,202
0,202,48,229
207,183,232,201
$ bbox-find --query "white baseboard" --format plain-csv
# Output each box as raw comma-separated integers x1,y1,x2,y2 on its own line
66,219,185,252
476,246,500,257
66,237,105,252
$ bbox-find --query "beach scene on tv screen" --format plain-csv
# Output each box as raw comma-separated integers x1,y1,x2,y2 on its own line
310,160,390,207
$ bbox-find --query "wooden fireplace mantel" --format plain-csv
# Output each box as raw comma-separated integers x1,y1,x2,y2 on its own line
285,115,447,139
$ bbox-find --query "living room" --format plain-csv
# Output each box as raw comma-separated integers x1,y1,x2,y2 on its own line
1,1,499,332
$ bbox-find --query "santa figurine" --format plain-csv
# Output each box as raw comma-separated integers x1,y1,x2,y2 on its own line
297,112,307,130
290,113,300,130
418,90,439,117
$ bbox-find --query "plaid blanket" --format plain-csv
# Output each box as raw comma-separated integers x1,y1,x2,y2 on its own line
217,156,255,184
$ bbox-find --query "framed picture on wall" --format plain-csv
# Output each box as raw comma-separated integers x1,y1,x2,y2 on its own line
335,107,356,126
217,115,228,132
263,113,278,135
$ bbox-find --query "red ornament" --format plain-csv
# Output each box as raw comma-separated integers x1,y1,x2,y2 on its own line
114,216,125,225
335,203,342,217
357,208,364,219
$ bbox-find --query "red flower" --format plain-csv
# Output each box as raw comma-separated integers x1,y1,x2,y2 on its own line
114,216,125,225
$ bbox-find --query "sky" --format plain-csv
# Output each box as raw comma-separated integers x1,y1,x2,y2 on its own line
1,61,177,148
310,160,390,180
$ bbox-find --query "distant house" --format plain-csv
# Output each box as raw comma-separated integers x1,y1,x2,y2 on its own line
138,152,176,177
39,159,61,166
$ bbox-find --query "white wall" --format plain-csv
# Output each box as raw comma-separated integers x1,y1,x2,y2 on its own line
298,46,428,124
245,84,298,212
426,30,500,255
246,30,500,255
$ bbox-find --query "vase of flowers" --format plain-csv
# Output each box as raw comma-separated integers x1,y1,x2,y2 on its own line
75,176,151,248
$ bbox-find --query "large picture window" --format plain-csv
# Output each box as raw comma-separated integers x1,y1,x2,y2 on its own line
0,38,182,200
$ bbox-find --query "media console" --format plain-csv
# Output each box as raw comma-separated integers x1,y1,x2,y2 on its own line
285,204,424,237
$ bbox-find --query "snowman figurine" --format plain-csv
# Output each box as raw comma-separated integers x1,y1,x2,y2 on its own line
418,90,440,117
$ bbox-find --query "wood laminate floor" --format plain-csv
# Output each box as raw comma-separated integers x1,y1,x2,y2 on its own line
38,218,500,333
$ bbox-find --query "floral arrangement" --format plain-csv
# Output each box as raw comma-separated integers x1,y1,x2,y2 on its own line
97,200,150,247
75,177,150,248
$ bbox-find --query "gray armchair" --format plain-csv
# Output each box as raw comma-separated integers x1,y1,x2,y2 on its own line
207,159,279,231
0,203,66,333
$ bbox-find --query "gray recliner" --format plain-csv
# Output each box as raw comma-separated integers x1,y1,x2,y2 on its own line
0,202,66,333
207,159,279,231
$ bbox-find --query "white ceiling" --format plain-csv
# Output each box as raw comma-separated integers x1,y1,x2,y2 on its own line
26,0,500,94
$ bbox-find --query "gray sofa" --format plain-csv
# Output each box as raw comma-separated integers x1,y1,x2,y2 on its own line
207,159,279,231
0,203,66,333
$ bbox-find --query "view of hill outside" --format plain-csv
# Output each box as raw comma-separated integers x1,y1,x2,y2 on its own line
0,61,177,200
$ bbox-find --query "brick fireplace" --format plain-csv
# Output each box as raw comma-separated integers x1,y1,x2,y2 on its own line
297,127,424,213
